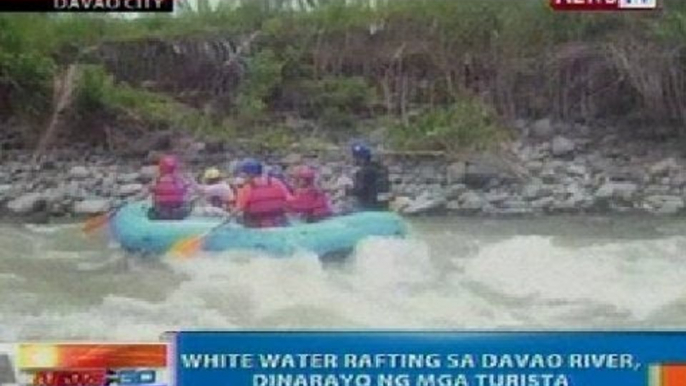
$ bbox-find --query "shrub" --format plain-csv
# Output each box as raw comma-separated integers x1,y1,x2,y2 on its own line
298,76,375,127
389,96,507,153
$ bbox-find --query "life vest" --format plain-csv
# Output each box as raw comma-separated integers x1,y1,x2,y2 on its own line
153,174,187,206
244,177,288,227
289,188,331,221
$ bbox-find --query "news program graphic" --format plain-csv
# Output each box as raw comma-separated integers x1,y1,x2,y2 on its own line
649,364,686,386
550,0,658,11
175,331,686,386
16,343,168,386
0,0,173,13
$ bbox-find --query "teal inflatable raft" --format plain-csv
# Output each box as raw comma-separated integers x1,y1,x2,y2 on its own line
111,202,408,256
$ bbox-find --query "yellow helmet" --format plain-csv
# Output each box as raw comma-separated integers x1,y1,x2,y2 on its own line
203,167,221,181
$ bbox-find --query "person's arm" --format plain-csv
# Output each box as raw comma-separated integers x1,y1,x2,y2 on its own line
274,178,293,201
230,185,249,217
223,182,236,202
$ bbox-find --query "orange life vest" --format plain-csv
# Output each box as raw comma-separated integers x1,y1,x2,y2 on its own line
243,177,288,227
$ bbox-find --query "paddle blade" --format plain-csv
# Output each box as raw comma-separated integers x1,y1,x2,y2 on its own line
170,236,204,259
82,213,110,234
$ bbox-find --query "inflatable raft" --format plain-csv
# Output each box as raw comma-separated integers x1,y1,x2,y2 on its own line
110,202,408,256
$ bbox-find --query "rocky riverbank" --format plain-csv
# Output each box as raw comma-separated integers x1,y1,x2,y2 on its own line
3,119,686,221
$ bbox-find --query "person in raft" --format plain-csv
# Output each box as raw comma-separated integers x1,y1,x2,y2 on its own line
347,142,391,211
233,158,292,228
149,155,193,220
193,167,236,217
267,164,294,194
287,165,332,223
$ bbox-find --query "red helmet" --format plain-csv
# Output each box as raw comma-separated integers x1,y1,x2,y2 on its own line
295,166,316,181
158,155,178,174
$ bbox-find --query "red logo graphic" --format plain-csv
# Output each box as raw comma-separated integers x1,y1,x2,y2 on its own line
550,0,658,11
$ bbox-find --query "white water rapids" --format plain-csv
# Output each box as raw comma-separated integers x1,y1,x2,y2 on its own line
2,216,686,341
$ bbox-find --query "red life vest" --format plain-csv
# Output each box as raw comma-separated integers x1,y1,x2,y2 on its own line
244,177,288,227
289,188,331,222
153,174,187,206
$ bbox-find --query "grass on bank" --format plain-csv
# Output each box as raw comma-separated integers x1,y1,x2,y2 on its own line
2,0,686,151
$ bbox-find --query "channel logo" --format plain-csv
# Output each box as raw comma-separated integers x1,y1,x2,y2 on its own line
31,368,162,386
550,0,658,11
17,344,167,369
619,0,657,9
16,344,168,386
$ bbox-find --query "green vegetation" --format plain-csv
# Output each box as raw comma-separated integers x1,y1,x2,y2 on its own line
2,0,686,152
390,97,507,153
76,65,221,134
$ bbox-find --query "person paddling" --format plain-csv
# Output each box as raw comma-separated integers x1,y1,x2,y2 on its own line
288,166,332,223
193,167,235,217
233,158,292,228
149,155,192,220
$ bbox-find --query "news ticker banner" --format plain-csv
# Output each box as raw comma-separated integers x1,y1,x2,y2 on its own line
0,342,169,386
5,332,686,386
0,0,660,13
174,331,686,386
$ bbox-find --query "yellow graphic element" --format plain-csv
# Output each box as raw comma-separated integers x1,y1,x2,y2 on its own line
18,344,59,369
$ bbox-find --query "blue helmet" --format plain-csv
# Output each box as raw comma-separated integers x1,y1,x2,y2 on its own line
351,142,372,161
239,158,263,176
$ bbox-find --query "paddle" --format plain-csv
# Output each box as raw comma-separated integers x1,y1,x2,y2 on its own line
82,211,113,234
82,191,154,234
169,216,235,259
82,202,129,234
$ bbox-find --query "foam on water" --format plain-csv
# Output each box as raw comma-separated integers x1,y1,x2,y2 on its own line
2,217,686,340
461,235,686,321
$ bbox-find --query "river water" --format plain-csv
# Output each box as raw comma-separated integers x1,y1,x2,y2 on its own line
2,216,686,341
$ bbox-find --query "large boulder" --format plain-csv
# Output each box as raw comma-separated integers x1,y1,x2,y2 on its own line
595,182,638,201
445,184,467,200
566,163,587,177
403,194,447,215
531,197,555,211
0,184,12,198
446,162,467,184
139,165,158,181
531,118,556,139
649,157,678,177
68,166,90,179
118,183,144,197
73,199,111,215
522,182,544,200
390,196,412,213
6,192,44,214
642,195,684,215
458,191,486,211
464,161,500,189
551,136,575,157
117,172,140,183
